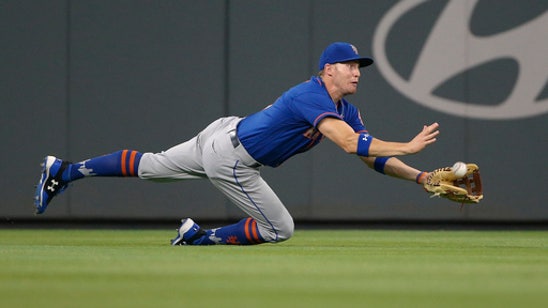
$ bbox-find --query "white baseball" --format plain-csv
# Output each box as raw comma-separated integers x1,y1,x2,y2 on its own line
452,161,467,178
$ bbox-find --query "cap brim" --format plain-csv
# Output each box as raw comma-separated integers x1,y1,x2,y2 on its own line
359,58,374,67
339,57,374,67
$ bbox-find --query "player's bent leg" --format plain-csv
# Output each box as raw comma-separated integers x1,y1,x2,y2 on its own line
205,165,295,244
182,116,294,245
233,173,294,243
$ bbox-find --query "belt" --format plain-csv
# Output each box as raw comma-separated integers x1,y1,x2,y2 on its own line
229,130,240,148
228,129,262,168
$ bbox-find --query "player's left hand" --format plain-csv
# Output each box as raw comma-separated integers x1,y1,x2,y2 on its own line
424,163,483,204
406,123,439,154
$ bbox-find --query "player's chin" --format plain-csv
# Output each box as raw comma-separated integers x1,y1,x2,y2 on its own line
346,85,358,95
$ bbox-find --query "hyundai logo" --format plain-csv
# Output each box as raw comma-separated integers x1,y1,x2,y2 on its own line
373,0,548,120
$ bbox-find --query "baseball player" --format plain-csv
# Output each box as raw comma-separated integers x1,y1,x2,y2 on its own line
34,42,439,245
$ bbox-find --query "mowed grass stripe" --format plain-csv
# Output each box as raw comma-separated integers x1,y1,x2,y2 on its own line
1,229,546,308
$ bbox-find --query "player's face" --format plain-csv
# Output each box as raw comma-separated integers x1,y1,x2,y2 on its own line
332,61,361,96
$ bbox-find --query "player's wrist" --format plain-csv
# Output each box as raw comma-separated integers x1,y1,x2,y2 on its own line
415,171,427,184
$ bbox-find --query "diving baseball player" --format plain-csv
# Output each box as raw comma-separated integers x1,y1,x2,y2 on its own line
34,42,440,245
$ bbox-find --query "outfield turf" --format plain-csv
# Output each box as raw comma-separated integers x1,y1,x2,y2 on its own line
1,229,547,308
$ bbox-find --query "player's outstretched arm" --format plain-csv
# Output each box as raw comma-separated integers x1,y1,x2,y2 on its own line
317,118,439,157
360,156,427,183
367,122,439,156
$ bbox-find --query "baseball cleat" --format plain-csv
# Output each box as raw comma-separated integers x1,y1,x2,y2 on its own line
34,156,70,214
170,218,205,245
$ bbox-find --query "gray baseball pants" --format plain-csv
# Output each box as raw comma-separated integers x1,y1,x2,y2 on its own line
137,116,294,242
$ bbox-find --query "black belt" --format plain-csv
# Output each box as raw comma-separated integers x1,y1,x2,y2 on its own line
228,129,261,168
229,130,240,148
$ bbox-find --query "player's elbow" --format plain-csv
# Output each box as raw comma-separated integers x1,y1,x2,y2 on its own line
340,137,358,154
342,144,356,154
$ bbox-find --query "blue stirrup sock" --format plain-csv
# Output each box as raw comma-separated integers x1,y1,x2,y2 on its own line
191,217,265,245
63,150,143,182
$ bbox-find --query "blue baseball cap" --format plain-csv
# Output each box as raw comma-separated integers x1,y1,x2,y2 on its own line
318,42,374,71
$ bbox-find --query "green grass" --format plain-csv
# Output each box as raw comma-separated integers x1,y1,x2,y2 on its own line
1,229,547,308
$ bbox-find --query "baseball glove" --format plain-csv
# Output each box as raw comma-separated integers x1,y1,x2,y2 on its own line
424,163,483,204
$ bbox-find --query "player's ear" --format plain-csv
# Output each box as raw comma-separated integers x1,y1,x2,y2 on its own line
323,63,334,76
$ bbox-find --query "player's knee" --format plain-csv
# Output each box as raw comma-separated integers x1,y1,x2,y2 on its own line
257,217,294,243
272,218,295,243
